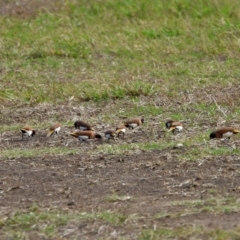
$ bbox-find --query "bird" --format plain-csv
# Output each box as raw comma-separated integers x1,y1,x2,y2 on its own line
124,118,144,129
209,128,240,140
105,130,116,141
115,123,127,138
21,126,36,140
47,122,61,137
70,130,102,142
115,118,144,137
74,120,94,131
165,120,183,134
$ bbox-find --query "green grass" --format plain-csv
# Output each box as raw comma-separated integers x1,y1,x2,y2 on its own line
146,198,240,239
0,146,79,159
140,227,240,240
0,121,75,133
97,140,175,155
178,145,240,161
167,197,240,215
106,193,132,202
1,0,240,104
0,206,127,238
0,124,24,132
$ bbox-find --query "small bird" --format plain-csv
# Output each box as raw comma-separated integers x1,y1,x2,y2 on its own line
115,118,144,137
21,126,36,140
47,122,61,137
115,123,127,138
166,120,183,134
124,118,144,129
209,128,240,140
74,120,94,131
105,130,116,141
70,130,102,142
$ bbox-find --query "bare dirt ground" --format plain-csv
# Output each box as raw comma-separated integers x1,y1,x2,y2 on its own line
1,101,240,239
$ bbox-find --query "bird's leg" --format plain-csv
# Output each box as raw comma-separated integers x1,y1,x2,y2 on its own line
223,137,230,143
117,132,124,138
54,131,58,138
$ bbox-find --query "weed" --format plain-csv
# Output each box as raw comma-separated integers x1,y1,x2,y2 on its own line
106,193,132,202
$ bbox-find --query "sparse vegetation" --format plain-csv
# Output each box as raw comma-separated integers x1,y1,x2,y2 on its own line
0,146,79,159
140,227,240,240
0,206,127,238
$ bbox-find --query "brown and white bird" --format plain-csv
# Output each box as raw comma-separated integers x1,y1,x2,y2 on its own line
21,126,36,140
115,123,127,138
70,130,102,142
124,118,144,129
105,130,116,141
166,120,183,134
74,120,94,131
47,122,61,137
210,128,240,140
115,118,144,137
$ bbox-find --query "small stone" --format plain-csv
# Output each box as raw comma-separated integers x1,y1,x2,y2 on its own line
67,201,75,206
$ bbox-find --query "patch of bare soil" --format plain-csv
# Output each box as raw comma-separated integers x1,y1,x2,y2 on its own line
182,83,240,107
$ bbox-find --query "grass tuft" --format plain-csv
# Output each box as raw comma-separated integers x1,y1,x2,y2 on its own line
0,207,127,238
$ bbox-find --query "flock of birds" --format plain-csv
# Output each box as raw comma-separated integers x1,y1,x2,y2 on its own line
20,118,145,142
20,118,240,142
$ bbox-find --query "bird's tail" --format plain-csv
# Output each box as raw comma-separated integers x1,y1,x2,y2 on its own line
47,130,54,137
115,128,123,134
233,129,240,134
167,127,175,132
70,132,78,137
